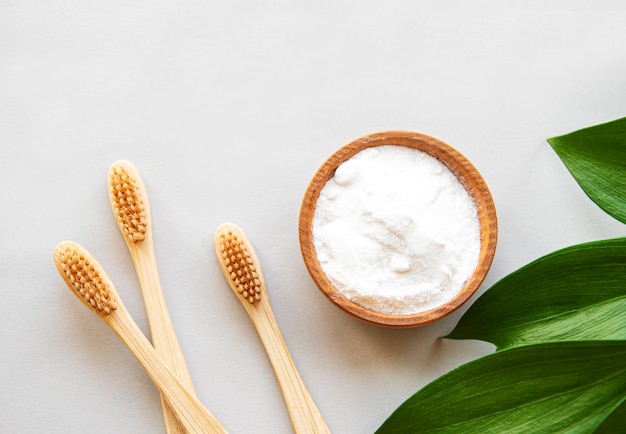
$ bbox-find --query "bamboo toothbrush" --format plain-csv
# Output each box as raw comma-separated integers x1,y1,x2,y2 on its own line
53,241,227,434
108,160,194,434
214,223,330,434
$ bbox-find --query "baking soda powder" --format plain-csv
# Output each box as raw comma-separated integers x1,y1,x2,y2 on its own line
312,145,480,315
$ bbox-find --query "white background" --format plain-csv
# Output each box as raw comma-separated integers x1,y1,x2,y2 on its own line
1,1,625,433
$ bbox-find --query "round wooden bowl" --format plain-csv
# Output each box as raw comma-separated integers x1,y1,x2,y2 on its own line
298,131,497,328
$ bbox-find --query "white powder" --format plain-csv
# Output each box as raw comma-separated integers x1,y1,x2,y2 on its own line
312,145,480,315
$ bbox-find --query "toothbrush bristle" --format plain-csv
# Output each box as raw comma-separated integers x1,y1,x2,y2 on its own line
217,228,262,304
109,162,147,243
54,243,117,315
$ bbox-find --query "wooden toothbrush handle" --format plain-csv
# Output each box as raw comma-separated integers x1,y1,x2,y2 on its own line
130,240,196,433
109,312,227,434
250,300,330,434
131,240,195,388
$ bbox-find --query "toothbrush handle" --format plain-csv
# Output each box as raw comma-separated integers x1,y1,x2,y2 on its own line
108,311,227,434
130,238,197,434
250,299,330,434
131,239,196,388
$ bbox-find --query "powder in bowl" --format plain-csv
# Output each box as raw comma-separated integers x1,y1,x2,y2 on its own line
312,145,480,315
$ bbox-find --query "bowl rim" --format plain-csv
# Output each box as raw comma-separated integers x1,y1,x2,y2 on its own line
298,130,498,327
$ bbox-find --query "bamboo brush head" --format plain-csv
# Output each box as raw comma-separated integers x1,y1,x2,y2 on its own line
53,241,118,316
108,160,148,243
214,223,263,305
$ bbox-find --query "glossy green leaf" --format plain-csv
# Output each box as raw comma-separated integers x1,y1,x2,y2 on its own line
376,341,626,434
446,238,626,350
548,117,626,224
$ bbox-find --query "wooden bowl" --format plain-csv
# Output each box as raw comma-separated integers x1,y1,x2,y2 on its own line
298,131,497,328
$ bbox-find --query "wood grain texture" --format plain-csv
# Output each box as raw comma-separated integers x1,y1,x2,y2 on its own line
108,161,196,433
215,223,330,434
298,130,498,328
53,241,227,433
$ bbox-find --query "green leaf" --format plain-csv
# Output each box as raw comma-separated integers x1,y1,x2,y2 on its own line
445,238,626,350
594,399,626,433
376,341,626,434
548,117,626,224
